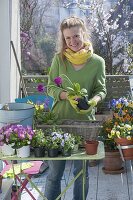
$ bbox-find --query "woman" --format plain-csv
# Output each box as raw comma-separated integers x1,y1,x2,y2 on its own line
45,16,106,200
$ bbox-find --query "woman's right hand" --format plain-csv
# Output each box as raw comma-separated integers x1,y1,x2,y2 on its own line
60,91,68,100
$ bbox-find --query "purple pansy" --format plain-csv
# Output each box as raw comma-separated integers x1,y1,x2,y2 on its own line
54,77,62,87
0,124,35,148
37,84,46,93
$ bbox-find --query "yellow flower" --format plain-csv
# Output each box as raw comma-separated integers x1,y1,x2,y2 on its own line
116,103,122,108
108,133,112,138
126,136,131,140
111,130,115,135
128,102,133,108
124,124,132,130
35,105,39,110
39,105,44,110
116,131,120,138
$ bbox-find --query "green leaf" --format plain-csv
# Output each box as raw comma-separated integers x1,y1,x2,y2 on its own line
73,83,80,93
67,87,74,92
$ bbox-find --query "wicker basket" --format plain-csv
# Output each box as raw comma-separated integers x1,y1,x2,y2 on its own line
37,120,102,140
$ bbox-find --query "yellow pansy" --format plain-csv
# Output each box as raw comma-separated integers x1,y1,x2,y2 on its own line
108,134,112,138
39,105,44,110
126,136,131,140
116,131,120,138
111,130,115,135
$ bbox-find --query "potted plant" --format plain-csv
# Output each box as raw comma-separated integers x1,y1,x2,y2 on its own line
108,97,133,160
71,134,83,154
28,100,60,126
108,123,133,160
45,128,63,157
0,124,35,157
0,124,16,156
31,129,47,157
53,74,97,111
61,133,75,157
109,97,133,124
99,118,124,174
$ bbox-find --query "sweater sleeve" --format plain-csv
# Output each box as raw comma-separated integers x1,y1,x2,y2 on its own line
47,54,65,101
92,57,107,100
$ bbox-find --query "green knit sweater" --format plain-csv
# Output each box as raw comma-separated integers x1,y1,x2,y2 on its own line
47,53,106,120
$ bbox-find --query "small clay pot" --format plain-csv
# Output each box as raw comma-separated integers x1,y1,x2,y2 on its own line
77,96,89,110
85,140,99,155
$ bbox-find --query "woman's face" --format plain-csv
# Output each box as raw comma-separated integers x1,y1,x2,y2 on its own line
63,26,84,52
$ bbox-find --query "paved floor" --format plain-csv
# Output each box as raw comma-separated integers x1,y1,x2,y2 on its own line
0,160,133,200
21,160,73,200
20,160,133,200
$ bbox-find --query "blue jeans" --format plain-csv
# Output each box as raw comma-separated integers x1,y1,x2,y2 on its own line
45,160,89,200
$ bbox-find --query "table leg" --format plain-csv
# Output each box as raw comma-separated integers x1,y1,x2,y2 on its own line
82,160,86,200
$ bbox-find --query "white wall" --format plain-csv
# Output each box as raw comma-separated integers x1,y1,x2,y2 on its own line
0,0,10,104
0,0,20,104
10,0,21,102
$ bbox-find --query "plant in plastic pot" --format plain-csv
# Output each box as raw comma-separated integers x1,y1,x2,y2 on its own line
52,74,97,114
31,129,47,157
45,128,63,157
71,134,83,154
61,133,75,157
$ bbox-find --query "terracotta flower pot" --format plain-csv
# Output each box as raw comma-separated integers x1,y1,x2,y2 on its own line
85,140,99,155
103,150,124,174
115,138,133,160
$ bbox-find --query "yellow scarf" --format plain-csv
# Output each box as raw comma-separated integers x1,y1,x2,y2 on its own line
63,42,93,65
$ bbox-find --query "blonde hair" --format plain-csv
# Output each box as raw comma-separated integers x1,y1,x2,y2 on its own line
57,16,92,60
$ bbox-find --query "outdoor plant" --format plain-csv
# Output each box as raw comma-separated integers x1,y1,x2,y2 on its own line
61,133,75,152
0,124,35,149
72,134,83,146
45,128,63,149
31,129,47,147
54,74,96,111
28,100,59,126
99,97,133,150
109,97,133,124
99,118,117,151
108,123,133,141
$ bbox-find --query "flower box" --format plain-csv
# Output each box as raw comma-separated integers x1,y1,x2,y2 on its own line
37,120,102,141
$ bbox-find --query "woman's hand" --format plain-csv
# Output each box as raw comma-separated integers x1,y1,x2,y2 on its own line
60,91,68,100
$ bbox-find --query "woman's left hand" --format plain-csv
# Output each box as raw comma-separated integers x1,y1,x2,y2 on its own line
78,99,97,114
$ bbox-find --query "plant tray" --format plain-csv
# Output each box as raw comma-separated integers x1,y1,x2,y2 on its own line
36,120,102,140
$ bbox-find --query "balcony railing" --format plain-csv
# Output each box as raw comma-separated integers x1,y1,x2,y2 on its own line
22,74,132,114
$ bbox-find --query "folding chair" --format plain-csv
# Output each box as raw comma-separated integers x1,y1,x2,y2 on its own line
15,94,54,172
0,160,45,200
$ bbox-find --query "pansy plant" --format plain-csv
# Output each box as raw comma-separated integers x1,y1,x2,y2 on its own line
54,74,90,110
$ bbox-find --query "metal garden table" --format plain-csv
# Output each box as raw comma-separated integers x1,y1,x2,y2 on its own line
0,141,105,200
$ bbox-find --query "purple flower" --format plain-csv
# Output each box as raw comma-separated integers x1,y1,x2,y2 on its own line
20,31,29,38
37,84,46,93
54,77,62,87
